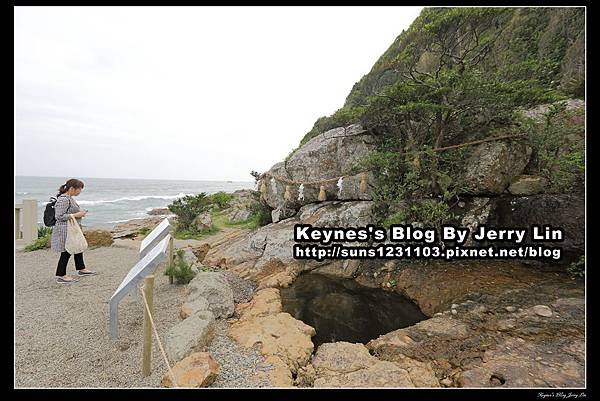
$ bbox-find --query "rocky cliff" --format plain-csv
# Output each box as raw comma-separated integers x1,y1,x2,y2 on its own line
200,7,585,388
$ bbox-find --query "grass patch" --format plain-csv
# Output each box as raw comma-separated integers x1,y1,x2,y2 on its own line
173,224,220,240
137,227,151,238
211,210,261,230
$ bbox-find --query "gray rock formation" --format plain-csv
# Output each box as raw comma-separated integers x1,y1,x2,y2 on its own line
463,141,532,195
187,272,235,318
260,124,376,220
204,201,374,278
508,175,548,195
165,310,215,362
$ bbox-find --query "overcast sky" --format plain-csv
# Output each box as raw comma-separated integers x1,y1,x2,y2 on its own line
15,6,423,181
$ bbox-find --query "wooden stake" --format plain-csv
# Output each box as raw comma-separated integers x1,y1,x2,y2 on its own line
142,274,155,377
168,236,174,285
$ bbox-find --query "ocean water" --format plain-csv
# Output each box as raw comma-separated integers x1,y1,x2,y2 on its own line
15,176,255,230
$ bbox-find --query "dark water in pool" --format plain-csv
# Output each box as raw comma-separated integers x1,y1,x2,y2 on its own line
280,273,427,347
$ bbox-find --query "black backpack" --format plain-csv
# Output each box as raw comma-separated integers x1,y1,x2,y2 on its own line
43,196,70,227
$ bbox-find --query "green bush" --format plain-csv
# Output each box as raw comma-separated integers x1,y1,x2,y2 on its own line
206,192,234,210
137,227,151,237
168,193,211,230
524,103,585,192
38,226,52,238
168,192,237,232
164,249,196,284
24,227,52,252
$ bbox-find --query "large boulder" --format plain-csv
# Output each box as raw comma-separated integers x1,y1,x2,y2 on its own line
227,190,263,223
161,352,220,388
463,141,532,195
187,272,235,318
165,310,216,363
260,124,376,219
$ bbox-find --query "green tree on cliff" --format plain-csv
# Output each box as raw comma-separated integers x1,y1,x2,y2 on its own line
356,8,560,220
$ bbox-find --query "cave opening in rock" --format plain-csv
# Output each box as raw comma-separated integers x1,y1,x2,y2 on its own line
280,272,427,347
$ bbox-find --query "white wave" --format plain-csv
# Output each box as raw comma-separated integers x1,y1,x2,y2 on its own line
17,192,29,195
106,219,131,224
77,192,194,205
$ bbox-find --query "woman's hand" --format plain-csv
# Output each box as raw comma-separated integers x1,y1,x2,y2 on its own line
72,210,87,218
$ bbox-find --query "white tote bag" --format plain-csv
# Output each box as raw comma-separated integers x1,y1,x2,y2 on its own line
65,215,88,254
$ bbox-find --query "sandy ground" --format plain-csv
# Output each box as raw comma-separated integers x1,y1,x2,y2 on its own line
14,243,270,388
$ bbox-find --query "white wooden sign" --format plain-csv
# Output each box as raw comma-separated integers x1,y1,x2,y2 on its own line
139,218,171,259
109,235,170,339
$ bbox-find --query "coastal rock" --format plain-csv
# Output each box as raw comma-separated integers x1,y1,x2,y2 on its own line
226,190,262,223
181,248,199,267
165,310,215,363
111,216,174,239
463,141,532,195
260,124,375,214
193,213,212,231
519,99,584,122
147,207,172,216
161,352,220,388
187,272,234,319
83,229,114,248
203,201,374,283
357,259,584,387
180,297,210,320
457,337,584,387
310,342,437,387
190,243,211,263
507,175,548,195
229,288,315,380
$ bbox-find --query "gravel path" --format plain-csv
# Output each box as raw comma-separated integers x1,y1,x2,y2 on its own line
15,246,270,388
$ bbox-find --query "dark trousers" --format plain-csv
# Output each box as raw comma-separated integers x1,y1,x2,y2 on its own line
56,251,85,277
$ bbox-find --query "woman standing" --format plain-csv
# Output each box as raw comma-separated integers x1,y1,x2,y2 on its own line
51,178,97,283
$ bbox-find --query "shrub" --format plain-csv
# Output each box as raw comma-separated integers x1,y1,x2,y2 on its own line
523,103,584,192
206,192,234,210
38,226,52,238
167,193,210,230
24,227,52,252
164,249,196,284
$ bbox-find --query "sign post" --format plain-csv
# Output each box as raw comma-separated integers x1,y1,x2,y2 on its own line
109,232,170,339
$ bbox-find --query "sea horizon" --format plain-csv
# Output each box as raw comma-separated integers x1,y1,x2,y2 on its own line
15,175,255,230
14,174,253,183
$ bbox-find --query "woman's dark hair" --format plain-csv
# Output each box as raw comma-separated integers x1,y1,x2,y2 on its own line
58,178,85,195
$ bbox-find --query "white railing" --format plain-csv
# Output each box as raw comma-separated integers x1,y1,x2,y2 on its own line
15,199,38,246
